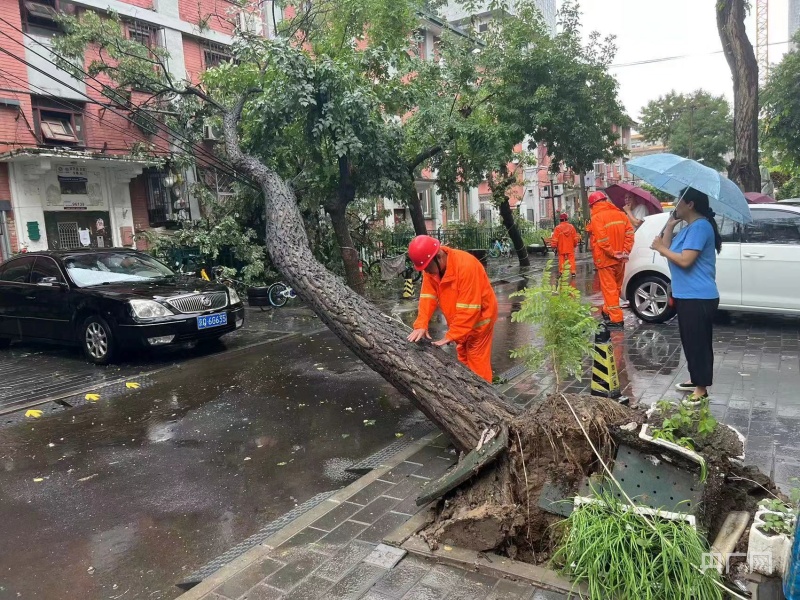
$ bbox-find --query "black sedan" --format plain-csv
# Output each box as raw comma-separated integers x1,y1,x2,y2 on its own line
0,250,245,364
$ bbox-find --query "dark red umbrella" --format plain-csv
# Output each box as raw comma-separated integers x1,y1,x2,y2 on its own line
604,183,663,215
744,192,776,204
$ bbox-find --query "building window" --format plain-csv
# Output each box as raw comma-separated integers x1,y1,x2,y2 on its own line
21,0,60,32
32,97,85,146
198,167,235,202
126,21,159,49
145,168,173,227
417,187,433,217
203,41,232,69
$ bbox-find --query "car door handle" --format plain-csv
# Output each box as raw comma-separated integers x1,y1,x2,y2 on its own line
743,253,765,259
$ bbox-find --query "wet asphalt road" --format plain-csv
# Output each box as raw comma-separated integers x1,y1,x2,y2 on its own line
0,275,535,600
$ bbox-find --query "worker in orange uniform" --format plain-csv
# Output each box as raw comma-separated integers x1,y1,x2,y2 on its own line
552,213,581,277
586,191,635,330
406,235,499,382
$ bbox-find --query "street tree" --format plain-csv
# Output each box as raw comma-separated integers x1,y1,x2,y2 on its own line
504,0,628,218
761,32,800,199
716,0,760,191
54,5,518,451
639,90,733,171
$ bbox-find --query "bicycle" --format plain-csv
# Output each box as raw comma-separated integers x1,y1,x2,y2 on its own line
266,281,297,308
488,238,512,259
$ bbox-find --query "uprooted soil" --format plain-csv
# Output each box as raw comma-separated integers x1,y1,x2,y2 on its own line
418,393,781,565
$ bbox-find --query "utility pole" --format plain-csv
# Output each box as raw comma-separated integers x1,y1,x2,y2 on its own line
688,104,696,160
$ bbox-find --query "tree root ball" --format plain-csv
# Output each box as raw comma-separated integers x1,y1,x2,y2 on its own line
418,393,780,565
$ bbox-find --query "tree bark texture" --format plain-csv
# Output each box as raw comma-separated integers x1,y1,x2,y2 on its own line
717,0,761,192
327,204,365,296
223,105,518,453
498,199,530,267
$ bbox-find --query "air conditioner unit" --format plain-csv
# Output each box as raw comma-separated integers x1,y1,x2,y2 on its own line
203,121,223,141
237,11,264,36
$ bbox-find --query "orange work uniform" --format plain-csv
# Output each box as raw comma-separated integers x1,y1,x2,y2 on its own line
552,221,581,275
586,201,634,324
414,247,499,382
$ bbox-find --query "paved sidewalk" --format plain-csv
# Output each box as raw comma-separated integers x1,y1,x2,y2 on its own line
179,430,567,600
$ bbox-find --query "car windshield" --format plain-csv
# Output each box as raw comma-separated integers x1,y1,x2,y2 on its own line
63,252,175,287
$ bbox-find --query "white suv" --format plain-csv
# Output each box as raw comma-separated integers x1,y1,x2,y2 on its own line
622,204,800,323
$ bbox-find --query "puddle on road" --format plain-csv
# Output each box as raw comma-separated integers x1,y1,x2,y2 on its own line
0,330,425,600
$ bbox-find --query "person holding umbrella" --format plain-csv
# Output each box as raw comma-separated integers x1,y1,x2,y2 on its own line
623,193,650,229
650,188,721,402
627,153,752,402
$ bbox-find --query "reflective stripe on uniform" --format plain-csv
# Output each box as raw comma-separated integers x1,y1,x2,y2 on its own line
420,294,437,300
597,237,609,243
455,303,481,310
603,221,626,227
473,318,491,328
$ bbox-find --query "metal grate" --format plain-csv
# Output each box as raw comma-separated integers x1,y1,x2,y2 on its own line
57,222,80,249
167,291,227,314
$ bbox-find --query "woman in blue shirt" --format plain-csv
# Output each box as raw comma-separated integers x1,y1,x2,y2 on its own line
651,187,722,402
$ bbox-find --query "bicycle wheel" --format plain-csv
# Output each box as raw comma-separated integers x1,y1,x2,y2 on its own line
488,247,500,259
268,282,289,308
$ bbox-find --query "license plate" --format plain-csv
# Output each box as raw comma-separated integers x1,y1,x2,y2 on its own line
197,313,228,330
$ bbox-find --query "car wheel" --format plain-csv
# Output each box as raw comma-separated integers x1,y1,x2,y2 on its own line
80,315,115,365
629,275,676,324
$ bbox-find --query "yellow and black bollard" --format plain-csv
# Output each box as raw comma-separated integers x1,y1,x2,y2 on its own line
403,278,415,299
591,324,628,404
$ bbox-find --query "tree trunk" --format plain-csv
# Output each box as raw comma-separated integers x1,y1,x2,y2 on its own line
717,0,761,192
498,199,530,267
406,146,442,236
223,104,518,453
407,183,429,235
327,203,365,295
579,172,590,248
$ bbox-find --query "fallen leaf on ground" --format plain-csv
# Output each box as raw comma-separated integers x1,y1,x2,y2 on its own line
78,473,98,482
395,433,404,438
33,478,44,482
25,410,43,418
244,457,251,461
85,393,100,402
125,382,141,389
363,419,376,426
341,434,350,439
277,461,287,466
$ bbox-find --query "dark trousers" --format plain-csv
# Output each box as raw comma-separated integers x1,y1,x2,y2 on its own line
675,298,719,387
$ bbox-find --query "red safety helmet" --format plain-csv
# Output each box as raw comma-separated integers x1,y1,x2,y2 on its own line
559,213,569,221
588,191,607,206
408,235,441,271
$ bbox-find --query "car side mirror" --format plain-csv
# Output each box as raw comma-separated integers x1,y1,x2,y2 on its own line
38,277,66,289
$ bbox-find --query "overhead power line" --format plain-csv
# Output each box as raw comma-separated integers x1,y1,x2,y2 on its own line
610,39,790,69
0,17,256,191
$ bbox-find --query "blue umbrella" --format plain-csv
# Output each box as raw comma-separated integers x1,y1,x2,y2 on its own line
627,153,752,224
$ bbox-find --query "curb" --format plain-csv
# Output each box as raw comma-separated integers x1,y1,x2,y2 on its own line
175,430,443,599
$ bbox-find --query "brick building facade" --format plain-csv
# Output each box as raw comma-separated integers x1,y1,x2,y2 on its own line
0,0,267,260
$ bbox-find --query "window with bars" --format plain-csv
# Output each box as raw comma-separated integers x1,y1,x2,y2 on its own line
126,21,159,49
198,167,235,202
145,168,173,227
203,41,232,69
32,97,85,146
